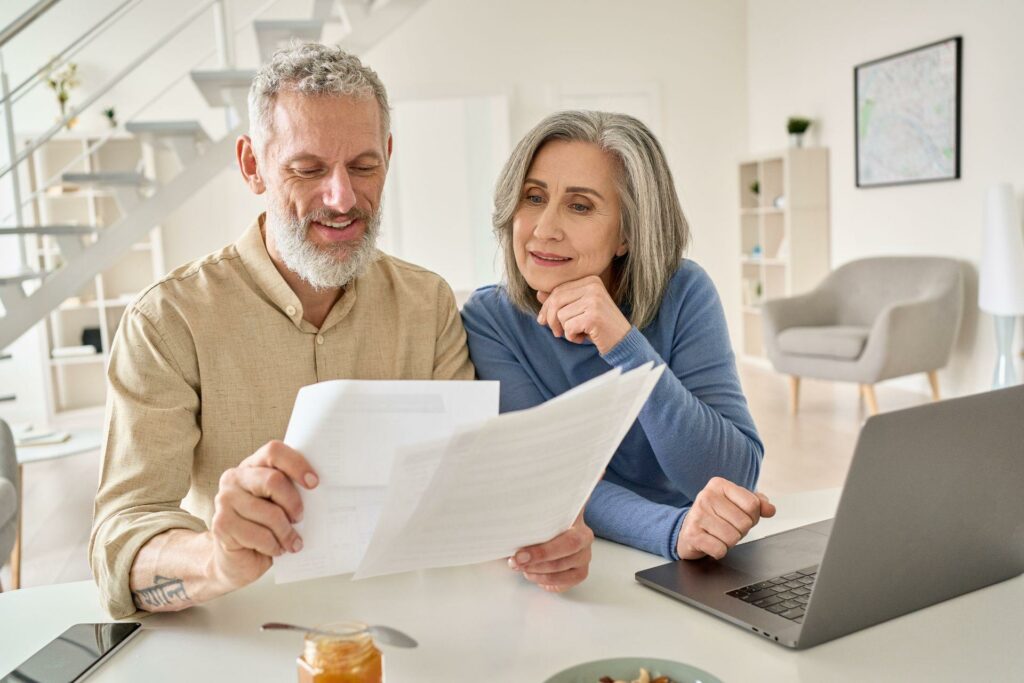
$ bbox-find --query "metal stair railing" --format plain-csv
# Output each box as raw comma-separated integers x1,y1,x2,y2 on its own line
0,0,221,183
0,0,281,227
0,0,61,50
1,0,141,110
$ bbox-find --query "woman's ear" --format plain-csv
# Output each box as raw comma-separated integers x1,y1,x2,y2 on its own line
615,240,628,257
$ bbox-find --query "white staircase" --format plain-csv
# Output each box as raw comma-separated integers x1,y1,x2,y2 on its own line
0,0,428,352
124,120,211,165
254,19,326,62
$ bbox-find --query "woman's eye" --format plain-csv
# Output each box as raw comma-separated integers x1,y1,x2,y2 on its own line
569,202,591,213
524,193,544,205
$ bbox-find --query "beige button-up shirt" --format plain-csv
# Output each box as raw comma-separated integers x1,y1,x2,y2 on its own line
90,216,474,618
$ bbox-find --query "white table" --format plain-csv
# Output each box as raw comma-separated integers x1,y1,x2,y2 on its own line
1,488,1021,681
10,429,103,589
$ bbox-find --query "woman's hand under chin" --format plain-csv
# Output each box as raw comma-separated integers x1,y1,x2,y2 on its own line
536,275,632,355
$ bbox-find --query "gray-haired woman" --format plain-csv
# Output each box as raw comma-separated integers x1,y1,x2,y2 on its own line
462,111,774,592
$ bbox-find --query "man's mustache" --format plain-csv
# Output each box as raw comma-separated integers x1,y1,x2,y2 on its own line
302,207,374,225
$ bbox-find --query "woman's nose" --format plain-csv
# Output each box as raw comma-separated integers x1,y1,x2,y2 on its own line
533,206,561,240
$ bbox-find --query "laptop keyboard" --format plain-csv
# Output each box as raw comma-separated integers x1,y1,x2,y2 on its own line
726,565,818,624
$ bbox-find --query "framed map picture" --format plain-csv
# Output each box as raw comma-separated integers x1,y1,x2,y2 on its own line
855,36,962,188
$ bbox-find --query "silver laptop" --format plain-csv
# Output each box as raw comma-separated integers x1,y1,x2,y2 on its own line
635,384,1024,649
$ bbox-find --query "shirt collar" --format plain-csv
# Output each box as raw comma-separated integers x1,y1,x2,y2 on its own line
235,213,361,333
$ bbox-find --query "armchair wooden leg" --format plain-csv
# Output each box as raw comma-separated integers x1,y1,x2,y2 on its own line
861,384,879,416
927,371,941,401
789,376,801,415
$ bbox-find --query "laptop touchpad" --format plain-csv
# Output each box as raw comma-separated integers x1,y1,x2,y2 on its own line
721,528,829,577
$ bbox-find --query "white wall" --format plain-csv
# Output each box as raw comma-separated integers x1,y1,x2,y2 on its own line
747,0,1024,395
365,0,750,331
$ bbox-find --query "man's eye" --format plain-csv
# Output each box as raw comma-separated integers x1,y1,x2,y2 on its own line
352,165,379,174
295,168,321,176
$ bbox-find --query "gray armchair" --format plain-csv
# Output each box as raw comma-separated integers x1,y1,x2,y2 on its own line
762,257,963,415
0,419,17,592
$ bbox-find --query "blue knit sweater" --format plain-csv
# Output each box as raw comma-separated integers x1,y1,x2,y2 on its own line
460,260,764,558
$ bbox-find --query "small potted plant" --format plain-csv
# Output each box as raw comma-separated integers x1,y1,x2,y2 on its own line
103,106,118,128
46,59,80,130
787,117,811,148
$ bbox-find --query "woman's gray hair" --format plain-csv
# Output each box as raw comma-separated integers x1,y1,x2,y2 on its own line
493,110,690,330
248,42,391,154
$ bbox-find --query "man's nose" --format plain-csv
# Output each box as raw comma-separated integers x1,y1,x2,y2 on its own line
323,168,357,214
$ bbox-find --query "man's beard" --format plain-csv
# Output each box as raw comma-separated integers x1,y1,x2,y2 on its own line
265,199,382,291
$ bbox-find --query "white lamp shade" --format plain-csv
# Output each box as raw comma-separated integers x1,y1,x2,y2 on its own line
979,183,1024,315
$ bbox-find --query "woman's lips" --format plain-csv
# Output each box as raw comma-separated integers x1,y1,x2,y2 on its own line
529,251,572,267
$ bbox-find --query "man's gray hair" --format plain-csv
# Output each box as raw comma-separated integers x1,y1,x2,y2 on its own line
248,42,391,153
493,110,690,330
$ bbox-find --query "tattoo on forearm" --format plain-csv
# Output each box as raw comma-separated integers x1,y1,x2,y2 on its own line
133,575,190,608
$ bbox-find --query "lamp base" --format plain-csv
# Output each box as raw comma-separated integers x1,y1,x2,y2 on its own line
992,315,1021,389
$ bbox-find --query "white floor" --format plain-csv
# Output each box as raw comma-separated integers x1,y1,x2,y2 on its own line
1,362,936,591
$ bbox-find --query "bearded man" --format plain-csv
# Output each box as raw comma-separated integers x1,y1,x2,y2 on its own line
89,44,481,618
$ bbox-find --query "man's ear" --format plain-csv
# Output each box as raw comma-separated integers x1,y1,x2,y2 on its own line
236,135,266,194
386,133,393,164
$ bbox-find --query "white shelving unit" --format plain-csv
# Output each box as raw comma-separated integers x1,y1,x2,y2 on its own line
738,148,831,361
23,132,166,417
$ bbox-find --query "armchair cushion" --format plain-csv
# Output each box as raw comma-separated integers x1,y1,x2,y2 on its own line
777,325,870,360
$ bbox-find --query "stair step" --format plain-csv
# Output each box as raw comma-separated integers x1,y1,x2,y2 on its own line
125,120,210,141
191,69,256,108
312,0,342,21
339,0,425,54
255,19,325,62
0,271,48,286
61,171,149,187
0,225,98,236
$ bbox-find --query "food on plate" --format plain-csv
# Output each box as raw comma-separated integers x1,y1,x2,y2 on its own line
598,668,675,683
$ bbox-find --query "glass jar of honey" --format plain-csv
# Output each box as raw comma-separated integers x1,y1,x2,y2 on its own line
296,621,383,683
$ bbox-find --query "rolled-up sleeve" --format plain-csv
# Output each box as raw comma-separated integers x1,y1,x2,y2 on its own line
89,305,206,618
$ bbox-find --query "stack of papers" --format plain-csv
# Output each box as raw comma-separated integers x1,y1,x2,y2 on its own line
274,363,664,583
15,430,70,447
51,345,98,358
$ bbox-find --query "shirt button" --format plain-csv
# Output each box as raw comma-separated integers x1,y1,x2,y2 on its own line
316,335,324,345
285,305,297,317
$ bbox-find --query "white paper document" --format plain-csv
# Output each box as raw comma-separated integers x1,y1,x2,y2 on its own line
274,380,499,583
355,363,664,579
274,364,664,584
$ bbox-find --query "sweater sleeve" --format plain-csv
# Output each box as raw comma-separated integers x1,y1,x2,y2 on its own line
461,292,547,412
601,271,764,502
585,479,689,559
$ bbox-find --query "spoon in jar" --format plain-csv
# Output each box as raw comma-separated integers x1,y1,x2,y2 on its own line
261,622,418,648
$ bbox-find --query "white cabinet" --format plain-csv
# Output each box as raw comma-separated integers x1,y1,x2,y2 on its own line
24,133,165,418
738,148,830,361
